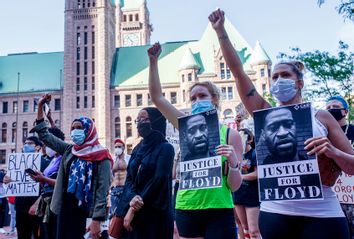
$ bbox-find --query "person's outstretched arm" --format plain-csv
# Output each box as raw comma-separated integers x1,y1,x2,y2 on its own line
148,43,185,129
209,9,271,115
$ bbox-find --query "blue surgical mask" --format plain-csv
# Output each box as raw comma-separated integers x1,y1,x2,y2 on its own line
270,78,298,103
191,100,215,114
70,129,86,145
23,144,36,153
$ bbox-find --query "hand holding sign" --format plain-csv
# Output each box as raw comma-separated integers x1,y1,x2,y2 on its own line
304,136,339,159
216,144,239,168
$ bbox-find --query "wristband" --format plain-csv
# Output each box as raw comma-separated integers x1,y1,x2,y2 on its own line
228,162,241,172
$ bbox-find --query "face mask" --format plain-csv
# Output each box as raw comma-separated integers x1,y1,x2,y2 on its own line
328,108,345,121
23,144,36,153
191,100,215,115
270,78,298,103
137,122,152,138
115,148,123,156
46,147,56,158
70,129,86,145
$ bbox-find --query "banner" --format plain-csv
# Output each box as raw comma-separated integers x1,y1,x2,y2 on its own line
254,103,323,201
178,109,222,190
5,153,42,196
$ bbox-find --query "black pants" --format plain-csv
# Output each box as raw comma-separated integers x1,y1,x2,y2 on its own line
0,197,8,228
16,212,40,239
259,211,350,239
40,211,57,239
175,208,236,239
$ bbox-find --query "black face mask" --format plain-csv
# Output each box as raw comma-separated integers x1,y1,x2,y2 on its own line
137,122,152,138
328,108,345,121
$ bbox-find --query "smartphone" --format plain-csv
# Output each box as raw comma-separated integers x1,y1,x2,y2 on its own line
43,103,50,116
25,168,37,176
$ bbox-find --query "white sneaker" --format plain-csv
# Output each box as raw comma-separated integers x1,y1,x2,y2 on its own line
0,228,7,234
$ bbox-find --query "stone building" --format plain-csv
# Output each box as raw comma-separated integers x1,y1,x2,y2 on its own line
0,0,271,161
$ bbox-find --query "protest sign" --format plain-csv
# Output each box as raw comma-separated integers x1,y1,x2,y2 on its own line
178,109,222,190
333,173,354,204
254,103,323,201
5,153,41,196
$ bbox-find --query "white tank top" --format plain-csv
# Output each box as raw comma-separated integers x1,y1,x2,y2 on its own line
261,110,345,218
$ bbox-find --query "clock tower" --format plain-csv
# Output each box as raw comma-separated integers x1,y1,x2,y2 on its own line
115,0,152,47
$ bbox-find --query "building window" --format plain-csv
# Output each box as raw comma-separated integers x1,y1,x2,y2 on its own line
82,0,85,8
114,117,121,138
171,92,177,104
2,102,8,114
181,74,185,82
126,116,132,137
13,101,18,113
77,47,80,60
226,67,231,79
84,32,88,45
92,62,95,75
123,15,127,22
260,68,265,77
227,87,233,100
183,90,186,102
136,94,142,106
54,99,61,111
84,62,88,75
76,78,80,91
129,14,133,21
221,87,227,100
84,77,88,91
23,100,29,113
92,46,95,59
92,76,95,91
33,99,38,112
92,1,95,7
76,62,80,75
92,96,95,108
262,83,267,93
84,96,88,108
268,69,271,77
1,123,7,143
220,63,225,79
76,97,80,109
148,94,152,105
125,95,131,107
92,32,95,44
77,33,81,45
114,95,120,108
84,47,88,60
22,121,28,142
0,150,6,164
188,73,192,81
135,14,139,21
11,122,16,143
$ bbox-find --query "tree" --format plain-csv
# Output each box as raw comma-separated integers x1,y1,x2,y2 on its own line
317,0,354,21
279,41,354,122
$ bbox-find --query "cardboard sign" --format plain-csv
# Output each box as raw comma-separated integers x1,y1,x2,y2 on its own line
5,153,41,196
178,109,222,190
254,103,323,201
333,173,354,204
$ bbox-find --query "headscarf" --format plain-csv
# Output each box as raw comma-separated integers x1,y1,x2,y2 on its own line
143,107,167,136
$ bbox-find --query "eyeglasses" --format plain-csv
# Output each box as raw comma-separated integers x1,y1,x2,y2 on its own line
134,118,150,124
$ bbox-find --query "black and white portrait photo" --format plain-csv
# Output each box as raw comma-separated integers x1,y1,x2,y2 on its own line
178,109,222,190
254,103,323,202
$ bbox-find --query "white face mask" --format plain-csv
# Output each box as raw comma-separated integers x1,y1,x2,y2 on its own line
115,148,123,156
46,147,56,158
270,78,298,103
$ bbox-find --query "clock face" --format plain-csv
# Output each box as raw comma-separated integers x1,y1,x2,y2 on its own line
123,33,140,47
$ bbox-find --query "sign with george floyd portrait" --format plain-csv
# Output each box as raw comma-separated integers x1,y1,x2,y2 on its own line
5,153,41,196
254,103,323,202
178,109,222,190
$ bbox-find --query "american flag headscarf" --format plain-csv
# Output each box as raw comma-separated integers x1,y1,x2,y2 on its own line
67,117,113,210
71,117,113,166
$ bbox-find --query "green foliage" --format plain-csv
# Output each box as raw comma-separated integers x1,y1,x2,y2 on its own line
279,41,354,122
263,91,277,107
317,0,354,21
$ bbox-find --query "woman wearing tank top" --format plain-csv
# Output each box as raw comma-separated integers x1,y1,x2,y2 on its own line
148,42,243,239
209,9,354,239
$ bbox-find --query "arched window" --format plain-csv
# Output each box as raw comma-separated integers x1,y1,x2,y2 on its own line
223,109,233,118
12,122,16,143
126,116,132,138
22,122,28,142
1,123,7,143
115,117,121,138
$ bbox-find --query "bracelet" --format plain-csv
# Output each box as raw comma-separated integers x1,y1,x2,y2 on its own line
228,162,241,172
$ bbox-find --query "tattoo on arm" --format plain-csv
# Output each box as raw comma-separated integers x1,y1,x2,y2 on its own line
246,88,256,97
218,34,229,41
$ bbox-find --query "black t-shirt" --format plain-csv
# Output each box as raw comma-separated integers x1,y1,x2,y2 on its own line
343,124,354,148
